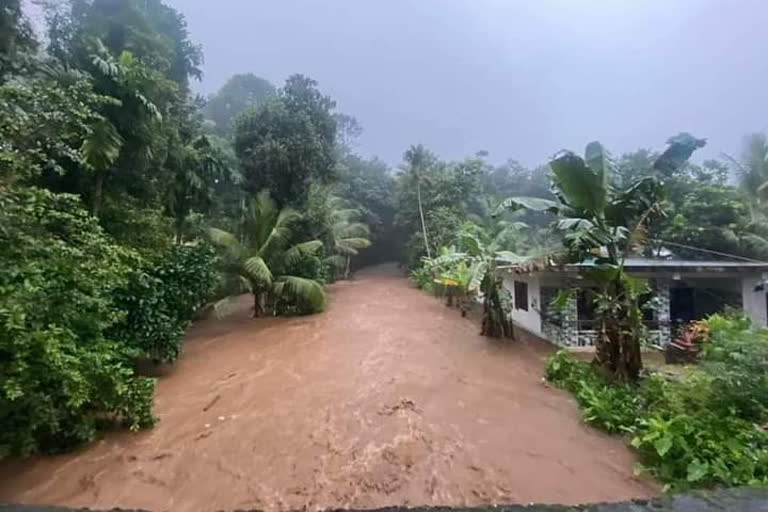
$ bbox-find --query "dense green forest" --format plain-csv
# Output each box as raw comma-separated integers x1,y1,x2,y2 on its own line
2,0,768,467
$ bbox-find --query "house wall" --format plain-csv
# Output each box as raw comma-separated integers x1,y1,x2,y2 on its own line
742,276,768,327
504,273,543,336
505,270,768,348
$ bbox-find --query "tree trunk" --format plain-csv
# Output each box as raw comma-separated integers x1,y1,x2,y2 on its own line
175,214,185,245
252,292,266,318
593,276,643,382
344,255,351,279
416,179,431,259
91,171,105,217
480,275,514,339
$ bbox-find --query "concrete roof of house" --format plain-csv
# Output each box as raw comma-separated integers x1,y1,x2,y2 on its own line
500,257,768,274
616,257,768,269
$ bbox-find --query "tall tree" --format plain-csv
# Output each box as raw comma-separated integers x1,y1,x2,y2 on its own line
728,133,768,215
235,74,337,207
45,0,202,90
0,0,37,81
203,73,274,136
404,144,433,259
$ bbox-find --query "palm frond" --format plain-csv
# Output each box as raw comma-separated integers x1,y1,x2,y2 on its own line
243,255,273,286
81,117,123,170
336,237,371,254
325,254,347,270
284,240,323,266
335,221,370,239
207,228,246,261
494,251,525,264
275,276,325,313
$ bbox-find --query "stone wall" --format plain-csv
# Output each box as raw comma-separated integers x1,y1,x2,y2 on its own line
542,279,673,348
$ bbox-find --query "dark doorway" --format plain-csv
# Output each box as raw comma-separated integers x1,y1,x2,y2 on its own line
670,284,742,331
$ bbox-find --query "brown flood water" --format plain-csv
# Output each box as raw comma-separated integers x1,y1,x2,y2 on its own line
0,264,657,511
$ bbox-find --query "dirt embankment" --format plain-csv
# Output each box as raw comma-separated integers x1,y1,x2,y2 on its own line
0,264,657,511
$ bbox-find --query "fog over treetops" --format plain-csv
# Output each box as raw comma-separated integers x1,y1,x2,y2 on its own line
165,0,767,166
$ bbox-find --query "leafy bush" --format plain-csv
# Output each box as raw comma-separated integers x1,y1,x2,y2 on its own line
273,247,328,315
0,186,155,458
545,328,768,490
409,265,434,292
545,351,639,433
110,243,217,362
700,313,768,421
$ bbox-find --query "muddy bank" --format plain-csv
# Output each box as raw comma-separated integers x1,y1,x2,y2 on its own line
0,264,656,511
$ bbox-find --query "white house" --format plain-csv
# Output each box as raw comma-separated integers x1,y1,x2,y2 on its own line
501,258,768,347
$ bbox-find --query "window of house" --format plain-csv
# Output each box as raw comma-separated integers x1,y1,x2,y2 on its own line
514,281,528,311
577,289,597,330
540,286,561,326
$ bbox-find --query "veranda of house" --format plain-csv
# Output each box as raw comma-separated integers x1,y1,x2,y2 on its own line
503,259,768,348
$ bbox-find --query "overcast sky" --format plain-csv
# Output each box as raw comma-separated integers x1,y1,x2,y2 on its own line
141,1,768,166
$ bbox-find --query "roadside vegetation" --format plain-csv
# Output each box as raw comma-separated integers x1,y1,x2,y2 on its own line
0,0,385,458
3,1,768,500
546,314,768,490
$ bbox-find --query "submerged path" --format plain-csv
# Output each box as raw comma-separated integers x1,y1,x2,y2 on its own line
0,264,656,511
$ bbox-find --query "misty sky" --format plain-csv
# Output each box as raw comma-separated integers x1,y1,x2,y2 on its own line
140,1,768,167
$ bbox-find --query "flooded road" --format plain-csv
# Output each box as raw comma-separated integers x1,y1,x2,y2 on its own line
0,264,656,511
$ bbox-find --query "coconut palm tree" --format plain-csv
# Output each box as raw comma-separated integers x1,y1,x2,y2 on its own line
727,133,768,212
496,135,705,380
325,196,371,279
208,190,325,317
404,144,432,259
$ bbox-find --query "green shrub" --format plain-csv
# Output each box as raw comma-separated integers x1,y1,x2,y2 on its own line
700,313,768,421
545,341,768,491
110,243,217,362
0,186,156,458
409,265,433,291
545,351,639,433
273,248,327,315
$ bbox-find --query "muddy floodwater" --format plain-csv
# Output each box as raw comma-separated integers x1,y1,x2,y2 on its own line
0,264,657,511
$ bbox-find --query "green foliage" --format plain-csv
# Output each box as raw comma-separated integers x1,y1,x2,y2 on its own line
208,190,326,316
409,265,434,292
0,186,155,458
47,0,202,88
235,75,337,207
545,351,640,433
662,186,765,260
546,314,768,491
110,244,217,362
700,314,768,421
305,184,371,280
336,153,397,265
203,73,275,136
499,137,704,381
0,0,37,81
0,75,116,183
416,226,522,338
395,149,485,265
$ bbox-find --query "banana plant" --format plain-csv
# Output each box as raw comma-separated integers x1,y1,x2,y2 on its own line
428,231,525,338
495,136,705,380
